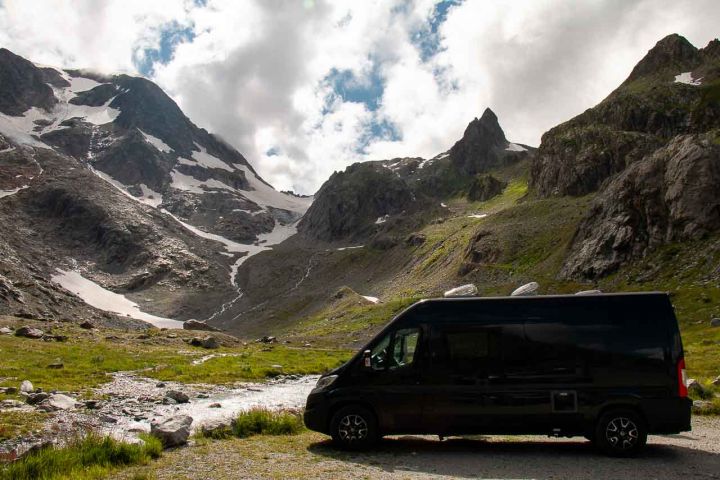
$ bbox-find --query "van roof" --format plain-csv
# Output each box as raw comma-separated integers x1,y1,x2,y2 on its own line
417,291,668,304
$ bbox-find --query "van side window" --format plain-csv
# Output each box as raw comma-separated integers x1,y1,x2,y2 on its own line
391,328,420,369
435,326,502,377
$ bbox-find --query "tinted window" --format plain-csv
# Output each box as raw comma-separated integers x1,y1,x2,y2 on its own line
390,328,420,369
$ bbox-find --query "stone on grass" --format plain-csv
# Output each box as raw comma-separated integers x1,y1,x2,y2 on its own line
200,418,231,436
79,320,95,329
15,326,44,339
712,375,720,387
687,378,704,395
20,380,33,393
38,393,77,412
711,318,720,327
25,392,50,405
151,415,193,447
47,358,64,369
190,336,219,349
183,319,220,332
0,327,12,335
2,387,18,395
165,390,190,404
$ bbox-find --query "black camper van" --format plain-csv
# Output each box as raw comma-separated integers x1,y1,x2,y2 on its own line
303,292,692,456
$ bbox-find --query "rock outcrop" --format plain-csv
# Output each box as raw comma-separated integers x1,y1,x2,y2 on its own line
467,174,507,202
562,134,720,278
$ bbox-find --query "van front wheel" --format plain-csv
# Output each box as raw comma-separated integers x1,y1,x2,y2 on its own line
594,410,647,457
330,405,378,450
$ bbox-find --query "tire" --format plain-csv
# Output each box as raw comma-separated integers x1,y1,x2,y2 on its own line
329,405,378,450
594,409,647,457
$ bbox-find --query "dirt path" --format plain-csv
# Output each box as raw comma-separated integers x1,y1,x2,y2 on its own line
115,416,720,479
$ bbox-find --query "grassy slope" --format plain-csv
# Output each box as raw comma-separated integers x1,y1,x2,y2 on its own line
284,162,720,385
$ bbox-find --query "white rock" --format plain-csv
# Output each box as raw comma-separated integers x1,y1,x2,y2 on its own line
41,393,78,411
20,380,33,393
443,284,478,298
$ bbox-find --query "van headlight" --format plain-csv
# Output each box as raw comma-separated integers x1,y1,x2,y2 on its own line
315,375,338,390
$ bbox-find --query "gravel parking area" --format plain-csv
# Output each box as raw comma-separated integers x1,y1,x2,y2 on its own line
115,416,720,479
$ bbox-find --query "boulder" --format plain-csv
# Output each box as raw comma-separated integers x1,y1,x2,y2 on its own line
2,387,18,395
47,358,64,369
165,390,189,404
711,318,720,328
209,403,222,408
38,393,77,411
25,392,49,405
257,336,277,344
79,320,95,329
0,327,12,335
183,319,220,332
405,232,426,246
200,418,231,436
20,380,33,393
15,326,44,339
687,378,704,395
712,376,720,387
190,336,219,349
150,415,193,447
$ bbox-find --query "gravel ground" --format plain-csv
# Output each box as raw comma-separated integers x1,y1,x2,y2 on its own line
115,416,720,479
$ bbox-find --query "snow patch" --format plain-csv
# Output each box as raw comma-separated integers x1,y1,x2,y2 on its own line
468,213,488,219
190,143,233,171
440,202,448,208
337,245,364,251
506,143,527,152
169,169,235,194
674,72,702,86
139,130,172,153
375,215,389,224
68,76,103,94
51,269,183,329
362,295,380,304
234,164,312,214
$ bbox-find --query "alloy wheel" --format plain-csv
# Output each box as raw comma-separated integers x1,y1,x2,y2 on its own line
605,417,639,450
337,414,369,443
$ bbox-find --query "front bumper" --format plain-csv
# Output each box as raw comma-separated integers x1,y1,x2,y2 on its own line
303,390,330,434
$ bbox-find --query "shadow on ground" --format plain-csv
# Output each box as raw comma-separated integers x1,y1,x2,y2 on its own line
308,436,720,479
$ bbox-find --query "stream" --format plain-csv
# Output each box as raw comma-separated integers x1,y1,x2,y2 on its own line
53,374,319,441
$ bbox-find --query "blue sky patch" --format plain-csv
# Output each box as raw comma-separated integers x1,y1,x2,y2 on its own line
325,64,384,112
414,0,462,62
134,21,195,76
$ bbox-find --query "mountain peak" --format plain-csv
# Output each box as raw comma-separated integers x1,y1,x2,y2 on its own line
625,33,700,84
464,107,507,147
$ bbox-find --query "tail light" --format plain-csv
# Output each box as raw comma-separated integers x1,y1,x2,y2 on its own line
677,358,688,398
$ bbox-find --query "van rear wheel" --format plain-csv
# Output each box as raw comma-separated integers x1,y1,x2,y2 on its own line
594,409,647,457
330,405,378,450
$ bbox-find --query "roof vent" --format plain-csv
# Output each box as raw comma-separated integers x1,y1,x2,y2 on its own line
443,284,478,298
511,282,539,296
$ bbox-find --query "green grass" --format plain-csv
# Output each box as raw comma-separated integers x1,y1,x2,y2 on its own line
0,411,46,441
149,345,350,384
0,325,350,394
0,434,162,480
199,408,304,440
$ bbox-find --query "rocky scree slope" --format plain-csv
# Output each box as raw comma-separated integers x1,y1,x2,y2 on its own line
0,48,309,326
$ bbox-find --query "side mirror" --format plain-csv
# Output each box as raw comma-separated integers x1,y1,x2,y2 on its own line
362,350,372,369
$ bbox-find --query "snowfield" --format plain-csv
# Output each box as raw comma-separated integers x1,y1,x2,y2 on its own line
51,269,183,329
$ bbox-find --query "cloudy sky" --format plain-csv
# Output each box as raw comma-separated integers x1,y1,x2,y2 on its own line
1,0,718,193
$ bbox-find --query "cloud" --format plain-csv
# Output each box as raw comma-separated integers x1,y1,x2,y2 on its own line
0,0,718,194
